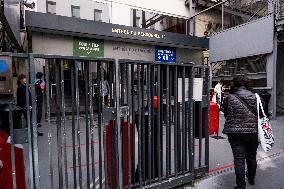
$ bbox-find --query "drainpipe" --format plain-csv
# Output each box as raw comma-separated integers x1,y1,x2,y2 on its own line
189,0,196,36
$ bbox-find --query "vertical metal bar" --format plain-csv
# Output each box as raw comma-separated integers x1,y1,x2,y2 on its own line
150,65,155,180
126,63,132,188
137,64,142,187
188,67,194,173
88,62,96,188
174,66,178,176
140,64,145,182
60,60,69,189
55,59,63,189
130,64,135,184
83,61,91,189
168,66,172,175
97,62,104,188
26,56,34,189
182,66,186,174
192,101,196,172
45,59,54,189
188,66,194,173
198,82,202,167
115,59,123,188
75,60,83,189
160,65,164,176
165,65,170,178
198,105,203,167
204,68,210,168
29,54,40,188
157,64,161,181
70,61,77,188
9,103,17,189
147,64,152,183
222,0,224,30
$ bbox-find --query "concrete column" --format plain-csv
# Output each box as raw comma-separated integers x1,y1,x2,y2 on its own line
266,32,277,118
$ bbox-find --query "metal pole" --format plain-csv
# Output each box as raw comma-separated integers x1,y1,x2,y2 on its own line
45,59,54,189
189,0,195,36
115,59,123,188
26,56,34,189
29,54,41,189
222,0,224,30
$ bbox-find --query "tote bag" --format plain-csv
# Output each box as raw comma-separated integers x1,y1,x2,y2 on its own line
256,93,274,152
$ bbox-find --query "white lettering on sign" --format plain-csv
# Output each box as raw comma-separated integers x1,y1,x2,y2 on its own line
78,41,101,54
111,28,166,39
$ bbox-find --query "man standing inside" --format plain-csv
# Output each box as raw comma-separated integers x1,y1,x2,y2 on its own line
214,79,224,109
35,72,45,128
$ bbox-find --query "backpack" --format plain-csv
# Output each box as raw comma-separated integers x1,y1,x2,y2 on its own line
35,80,45,97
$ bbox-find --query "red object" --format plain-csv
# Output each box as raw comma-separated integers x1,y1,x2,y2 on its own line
105,120,134,187
0,131,26,189
153,96,158,111
209,102,219,135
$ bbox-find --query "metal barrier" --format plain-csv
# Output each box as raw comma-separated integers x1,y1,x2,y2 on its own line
0,53,210,189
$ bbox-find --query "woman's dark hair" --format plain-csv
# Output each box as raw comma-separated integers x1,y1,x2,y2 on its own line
17,74,26,85
232,75,249,88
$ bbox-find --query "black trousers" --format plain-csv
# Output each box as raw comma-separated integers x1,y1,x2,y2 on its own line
36,101,43,124
228,133,259,188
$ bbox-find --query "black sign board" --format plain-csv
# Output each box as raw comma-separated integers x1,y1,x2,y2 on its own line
25,11,209,49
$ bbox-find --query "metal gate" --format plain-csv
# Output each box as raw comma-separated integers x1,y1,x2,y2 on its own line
0,53,210,189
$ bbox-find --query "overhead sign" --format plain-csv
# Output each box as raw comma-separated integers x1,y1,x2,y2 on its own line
155,46,176,63
26,11,209,49
73,38,104,58
104,41,154,61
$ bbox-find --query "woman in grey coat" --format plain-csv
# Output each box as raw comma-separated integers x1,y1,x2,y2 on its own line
223,75,259,189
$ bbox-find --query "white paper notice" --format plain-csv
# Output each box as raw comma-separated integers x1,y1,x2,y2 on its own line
193,78,203,101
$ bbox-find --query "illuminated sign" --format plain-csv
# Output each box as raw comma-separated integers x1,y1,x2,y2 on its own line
155,46,176,63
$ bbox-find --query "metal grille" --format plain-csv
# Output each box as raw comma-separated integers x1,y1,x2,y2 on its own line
0,53,210,189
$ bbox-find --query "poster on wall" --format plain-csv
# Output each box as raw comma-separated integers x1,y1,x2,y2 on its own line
73,38,104,58
155,46,176,63
177,78,204,102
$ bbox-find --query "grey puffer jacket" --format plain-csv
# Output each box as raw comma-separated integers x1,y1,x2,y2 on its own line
223,86,258,134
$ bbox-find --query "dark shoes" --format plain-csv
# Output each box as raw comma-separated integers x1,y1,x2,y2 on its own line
37,123,42,128
234,186,245,189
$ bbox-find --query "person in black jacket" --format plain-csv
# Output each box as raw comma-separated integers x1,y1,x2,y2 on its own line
35,72,45,127
16,74,43,136
223,75,259,189
17,74,29,120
